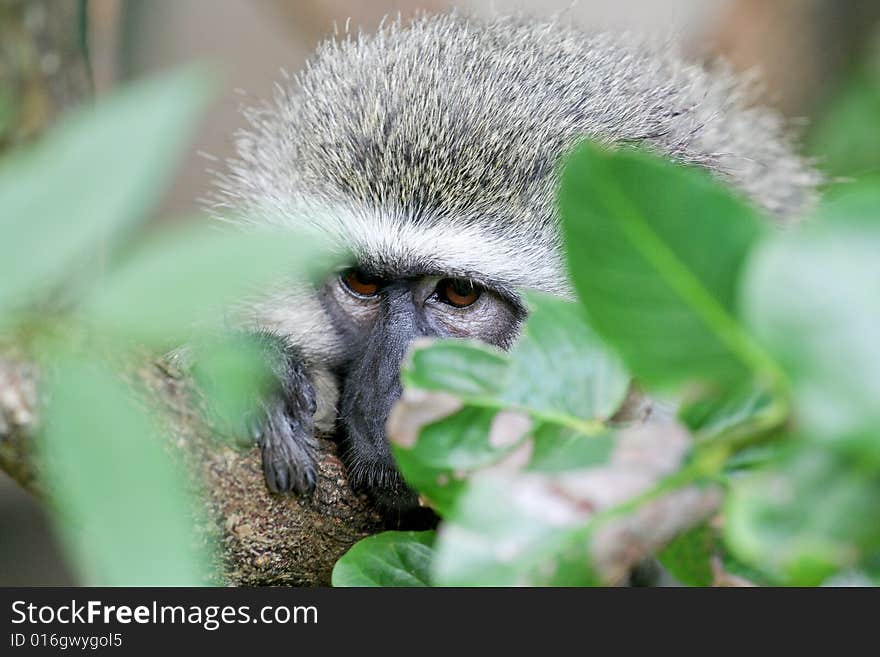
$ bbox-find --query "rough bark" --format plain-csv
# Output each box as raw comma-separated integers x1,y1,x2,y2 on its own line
0,350,385,586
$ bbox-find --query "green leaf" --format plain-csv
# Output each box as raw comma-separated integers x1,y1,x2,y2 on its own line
502,293,629,423
431,474,600,586
391,447,468,518
428,417,708,585
391,406,524,516
83,225,336,344
38,359,211,585
559,141,779,392
432,440,712,587
401,295,629,429
743,221,880,435
392,295,628,512
332,531,436,586
725,437,880,585
658,523,715,586
189,332,275,444
0,68,212,322
526,423,615,472
405,406,516,471
678,386,777,440
717,549,776,587
722,440,791,474
403,340,507,399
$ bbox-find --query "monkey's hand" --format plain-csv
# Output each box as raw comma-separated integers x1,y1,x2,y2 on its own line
253,334,320,496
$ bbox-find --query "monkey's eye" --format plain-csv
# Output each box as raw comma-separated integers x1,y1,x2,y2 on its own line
341,269,382,297
437,278,482,308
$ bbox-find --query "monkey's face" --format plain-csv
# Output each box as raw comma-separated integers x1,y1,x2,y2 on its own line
321,267,524,509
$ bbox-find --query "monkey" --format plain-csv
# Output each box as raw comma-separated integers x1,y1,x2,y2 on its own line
208,12,819,514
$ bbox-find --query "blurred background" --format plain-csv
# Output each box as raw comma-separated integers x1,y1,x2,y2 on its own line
1,0,878,585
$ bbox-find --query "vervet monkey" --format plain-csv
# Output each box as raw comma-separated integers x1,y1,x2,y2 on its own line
210,12,818,511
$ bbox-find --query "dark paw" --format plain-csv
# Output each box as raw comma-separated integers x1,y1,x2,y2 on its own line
257,402,318,496
243,331,322,496
262,444,317,495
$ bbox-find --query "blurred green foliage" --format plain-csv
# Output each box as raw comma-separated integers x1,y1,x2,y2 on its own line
0,70,211,323
0,69,334,585
0,69,216,585
41,359,213,585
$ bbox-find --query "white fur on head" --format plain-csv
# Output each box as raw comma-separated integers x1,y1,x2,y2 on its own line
211,10,820,322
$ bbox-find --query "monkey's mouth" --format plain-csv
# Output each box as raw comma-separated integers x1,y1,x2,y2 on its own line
336,371,435,522
336,393,417,505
